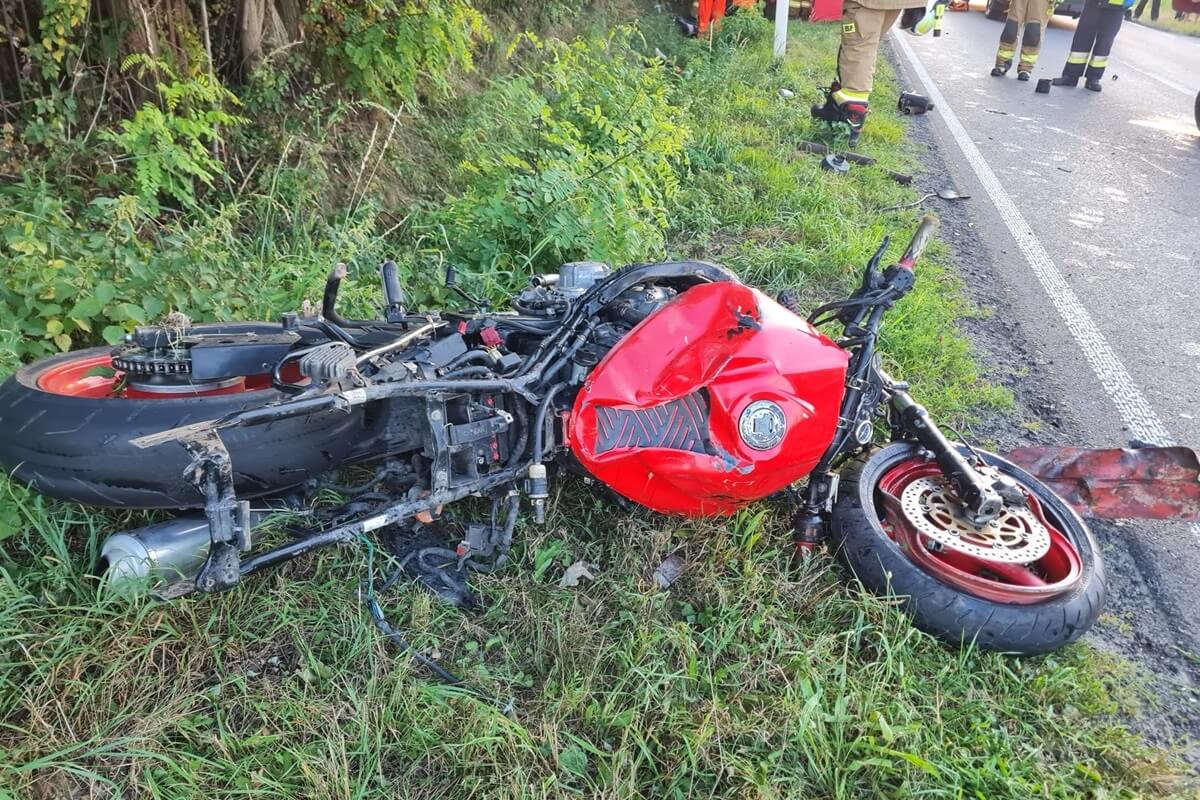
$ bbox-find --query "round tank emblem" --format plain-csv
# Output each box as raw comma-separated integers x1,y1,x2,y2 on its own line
739,400,787,451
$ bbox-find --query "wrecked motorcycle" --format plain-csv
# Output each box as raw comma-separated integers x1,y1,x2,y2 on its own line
0,215,1105,656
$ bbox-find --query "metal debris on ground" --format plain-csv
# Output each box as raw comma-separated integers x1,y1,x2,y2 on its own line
798,141,914,185
882,188,970,213
1004,446,1200,521
651,552,687,589
821,153,851,174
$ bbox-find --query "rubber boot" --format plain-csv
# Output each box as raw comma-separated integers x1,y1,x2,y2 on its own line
991,66,1008,77
811,87,843,123
1017,70,1031,81
1052,76,1079,87
811,85,870,145
1085,78,1102,91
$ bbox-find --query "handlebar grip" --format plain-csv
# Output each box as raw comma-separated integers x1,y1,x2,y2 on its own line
380,261,404,307
897,214,939,271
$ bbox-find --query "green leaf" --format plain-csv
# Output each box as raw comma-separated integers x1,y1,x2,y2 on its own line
102,325,127,345
71,295,104,319
118,302,147,324
558,745,587,777
45,319,63,336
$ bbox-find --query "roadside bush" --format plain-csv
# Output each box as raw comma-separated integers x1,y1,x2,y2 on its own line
102,57,247,209
0,182,248,358
305,0,490,106
439,30,686,283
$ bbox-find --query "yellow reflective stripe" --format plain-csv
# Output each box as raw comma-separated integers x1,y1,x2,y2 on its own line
1089,56,1108,66
1067,51,1089,64
832,88,870,103
997,48,1016,58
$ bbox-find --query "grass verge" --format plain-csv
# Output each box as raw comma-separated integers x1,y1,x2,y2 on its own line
0,12,1194,799
1132,13,1200,37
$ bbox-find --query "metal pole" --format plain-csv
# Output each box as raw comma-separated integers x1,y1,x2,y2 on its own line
774,0,789,58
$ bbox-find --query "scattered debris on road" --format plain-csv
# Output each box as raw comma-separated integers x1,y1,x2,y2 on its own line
898,91,935,114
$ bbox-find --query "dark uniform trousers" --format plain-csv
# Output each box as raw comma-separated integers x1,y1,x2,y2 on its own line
1063,0,1126,81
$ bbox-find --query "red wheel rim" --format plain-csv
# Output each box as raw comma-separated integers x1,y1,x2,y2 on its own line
36,353,280,399
876,457,1082,604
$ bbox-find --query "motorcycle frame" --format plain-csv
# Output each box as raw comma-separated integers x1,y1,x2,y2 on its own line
144,219,1001,597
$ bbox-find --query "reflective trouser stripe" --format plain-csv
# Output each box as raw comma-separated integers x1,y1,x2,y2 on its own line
1067,51,1090,63
997,48,1016,58
833,88,871,103
1089,56,1108,66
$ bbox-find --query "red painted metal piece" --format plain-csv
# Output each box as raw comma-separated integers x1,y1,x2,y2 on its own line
1005,446,1200,521
569,281,849,516
877,458,1082,604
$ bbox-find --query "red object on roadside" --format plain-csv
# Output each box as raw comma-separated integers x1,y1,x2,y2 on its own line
569,281,849,516
810,0,844,22
697,0,760,33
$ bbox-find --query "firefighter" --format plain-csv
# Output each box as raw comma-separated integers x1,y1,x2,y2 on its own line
812,0,931,144
991,0,1055,81
1052,0,1133,91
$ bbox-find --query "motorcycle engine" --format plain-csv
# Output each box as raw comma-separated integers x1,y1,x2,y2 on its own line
513,261,612,317
513,260,678,370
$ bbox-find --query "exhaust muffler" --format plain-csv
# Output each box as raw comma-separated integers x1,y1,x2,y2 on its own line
99,513,262,593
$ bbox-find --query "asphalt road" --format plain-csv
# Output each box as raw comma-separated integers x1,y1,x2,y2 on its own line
886,9,1200,746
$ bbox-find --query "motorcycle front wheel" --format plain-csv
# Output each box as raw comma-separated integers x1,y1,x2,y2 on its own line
830,442,1105,655
0,333,367,509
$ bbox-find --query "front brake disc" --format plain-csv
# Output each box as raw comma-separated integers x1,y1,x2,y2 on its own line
899,475,1051,563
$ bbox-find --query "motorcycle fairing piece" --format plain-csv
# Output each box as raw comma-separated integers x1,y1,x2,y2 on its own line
570,281,849,515
0,216,1107,656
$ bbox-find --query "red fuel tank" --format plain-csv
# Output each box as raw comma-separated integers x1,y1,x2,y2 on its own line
568,281,849,516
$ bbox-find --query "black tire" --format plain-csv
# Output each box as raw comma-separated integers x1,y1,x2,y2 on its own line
985,0,1009,20
830,442,1106,655
0,344,367,509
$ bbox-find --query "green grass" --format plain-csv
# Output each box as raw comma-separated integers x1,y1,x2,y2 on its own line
1133,13,1200,37
0,13,1194,800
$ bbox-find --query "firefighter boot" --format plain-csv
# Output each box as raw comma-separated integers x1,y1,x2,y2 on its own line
811,86,868,146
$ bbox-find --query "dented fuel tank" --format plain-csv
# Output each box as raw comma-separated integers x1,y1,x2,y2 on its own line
569,280,849,516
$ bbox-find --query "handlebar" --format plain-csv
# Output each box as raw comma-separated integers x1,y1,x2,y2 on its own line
896,213,939,271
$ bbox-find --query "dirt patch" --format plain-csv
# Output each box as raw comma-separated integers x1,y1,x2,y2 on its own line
895,93,1200,767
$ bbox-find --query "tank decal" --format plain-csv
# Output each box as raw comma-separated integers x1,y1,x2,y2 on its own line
594,392,710,455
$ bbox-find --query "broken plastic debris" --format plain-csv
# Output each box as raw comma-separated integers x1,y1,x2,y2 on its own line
559,560,597,588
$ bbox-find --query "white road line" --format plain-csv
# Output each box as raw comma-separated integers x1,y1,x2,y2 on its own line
891,33,1200,543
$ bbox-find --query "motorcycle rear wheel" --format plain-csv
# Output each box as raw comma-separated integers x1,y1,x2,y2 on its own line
0,339,366,509
830,442,1105,655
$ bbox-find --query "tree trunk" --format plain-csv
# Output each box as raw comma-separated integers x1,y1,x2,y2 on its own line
240,0,302,72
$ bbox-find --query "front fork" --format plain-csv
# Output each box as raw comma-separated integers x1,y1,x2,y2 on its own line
886,388,1004,526
794,372,1006,551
